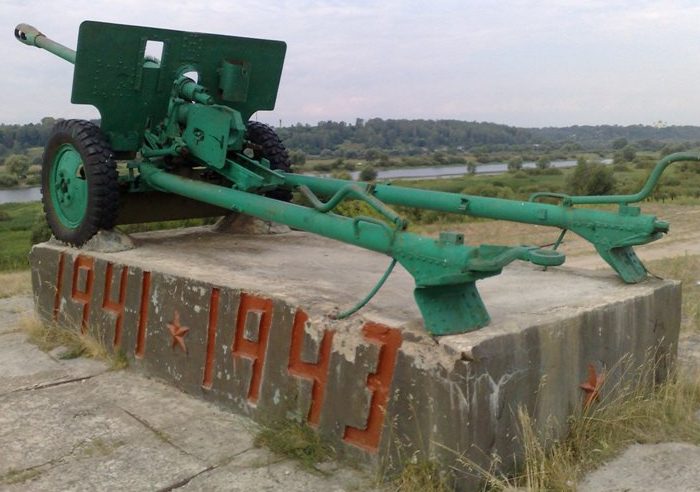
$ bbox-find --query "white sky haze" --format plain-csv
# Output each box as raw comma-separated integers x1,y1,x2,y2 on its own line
3,1,700,127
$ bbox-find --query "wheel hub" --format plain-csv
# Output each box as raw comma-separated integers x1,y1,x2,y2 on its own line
50,144,88,228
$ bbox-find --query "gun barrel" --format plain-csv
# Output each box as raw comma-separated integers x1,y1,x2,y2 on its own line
14,23,76,64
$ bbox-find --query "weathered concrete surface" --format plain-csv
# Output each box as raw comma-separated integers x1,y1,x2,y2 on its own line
29,228,681,489
0,298,374,490
0,295,107,396
678,332,700,375
0,296,33,335
578,442,700,491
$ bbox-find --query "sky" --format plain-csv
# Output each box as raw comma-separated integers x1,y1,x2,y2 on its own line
3,0,700,128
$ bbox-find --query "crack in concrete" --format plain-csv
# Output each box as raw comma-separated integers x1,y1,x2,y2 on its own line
117,406,197,459
158,446,285,492
156,447,259,491
156,464,217,492
0,437,105,486
1,374,99,398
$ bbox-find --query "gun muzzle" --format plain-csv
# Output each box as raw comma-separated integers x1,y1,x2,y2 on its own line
14,23,76,64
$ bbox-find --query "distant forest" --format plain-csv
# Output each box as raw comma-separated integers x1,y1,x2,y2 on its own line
276,119,700,156
0,118,58,160
3,117,700,160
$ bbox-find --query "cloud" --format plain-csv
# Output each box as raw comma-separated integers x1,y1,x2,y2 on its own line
3,0,700,126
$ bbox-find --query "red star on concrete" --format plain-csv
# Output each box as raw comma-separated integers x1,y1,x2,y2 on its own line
167,311,190,353
579,363,605,408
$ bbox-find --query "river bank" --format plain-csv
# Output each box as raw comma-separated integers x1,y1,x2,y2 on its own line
0,158,613,205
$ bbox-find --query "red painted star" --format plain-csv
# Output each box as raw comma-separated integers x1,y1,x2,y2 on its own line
167,311,190,353
579,363,605,408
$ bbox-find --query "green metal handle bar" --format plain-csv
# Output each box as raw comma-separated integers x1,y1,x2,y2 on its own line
284,173,666,234
138,161,563,335
298,184,406,230
567,152,700,205
352,216,395,241
529,152,700,205
283,173,667,283
14,24,76,64
528,191,571,203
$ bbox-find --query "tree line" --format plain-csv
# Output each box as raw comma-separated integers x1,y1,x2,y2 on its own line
277,119,700,156
4,117,700,161
0,118,57,159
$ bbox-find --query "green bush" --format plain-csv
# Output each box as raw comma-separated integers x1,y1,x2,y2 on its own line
333,199,382,220
4,154,30,178
0,173,18,187
536,156,551,169
567,158,616,196
507,156,523,171
359,165,378,181
311,162,332,172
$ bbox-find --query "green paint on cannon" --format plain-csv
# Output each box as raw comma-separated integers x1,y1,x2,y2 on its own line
15,20,693,334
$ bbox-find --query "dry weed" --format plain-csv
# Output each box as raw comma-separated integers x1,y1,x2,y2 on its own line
20,315,127,369
0,270,31,299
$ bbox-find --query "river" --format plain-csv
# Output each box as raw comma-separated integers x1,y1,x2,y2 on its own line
349,158,612,180
0,158,610,205
0,186,41,204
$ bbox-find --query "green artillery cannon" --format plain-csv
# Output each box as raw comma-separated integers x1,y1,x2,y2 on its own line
14,21,697,335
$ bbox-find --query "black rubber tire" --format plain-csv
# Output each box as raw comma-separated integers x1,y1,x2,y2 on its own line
245,121,292,201
42,119,119,246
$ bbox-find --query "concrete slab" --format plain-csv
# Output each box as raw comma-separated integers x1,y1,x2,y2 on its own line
0,377,206,490
0,295,33,335
0,332,107,395
0,340,374,490
578,442,700,491
178,449,371,491
29,228,681,489
678,332,700,375
3,435,206,492
86,371,256,465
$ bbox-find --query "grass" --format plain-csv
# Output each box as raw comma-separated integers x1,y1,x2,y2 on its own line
647,254,700,332
0,270,31,299
254,420,333,471
20,315,128,370
387,459,450,492
0,201,42,271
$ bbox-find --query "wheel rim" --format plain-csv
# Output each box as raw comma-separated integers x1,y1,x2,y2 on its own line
49,144,88,228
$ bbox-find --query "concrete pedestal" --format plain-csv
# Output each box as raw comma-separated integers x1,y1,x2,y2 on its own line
29,227,680,489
